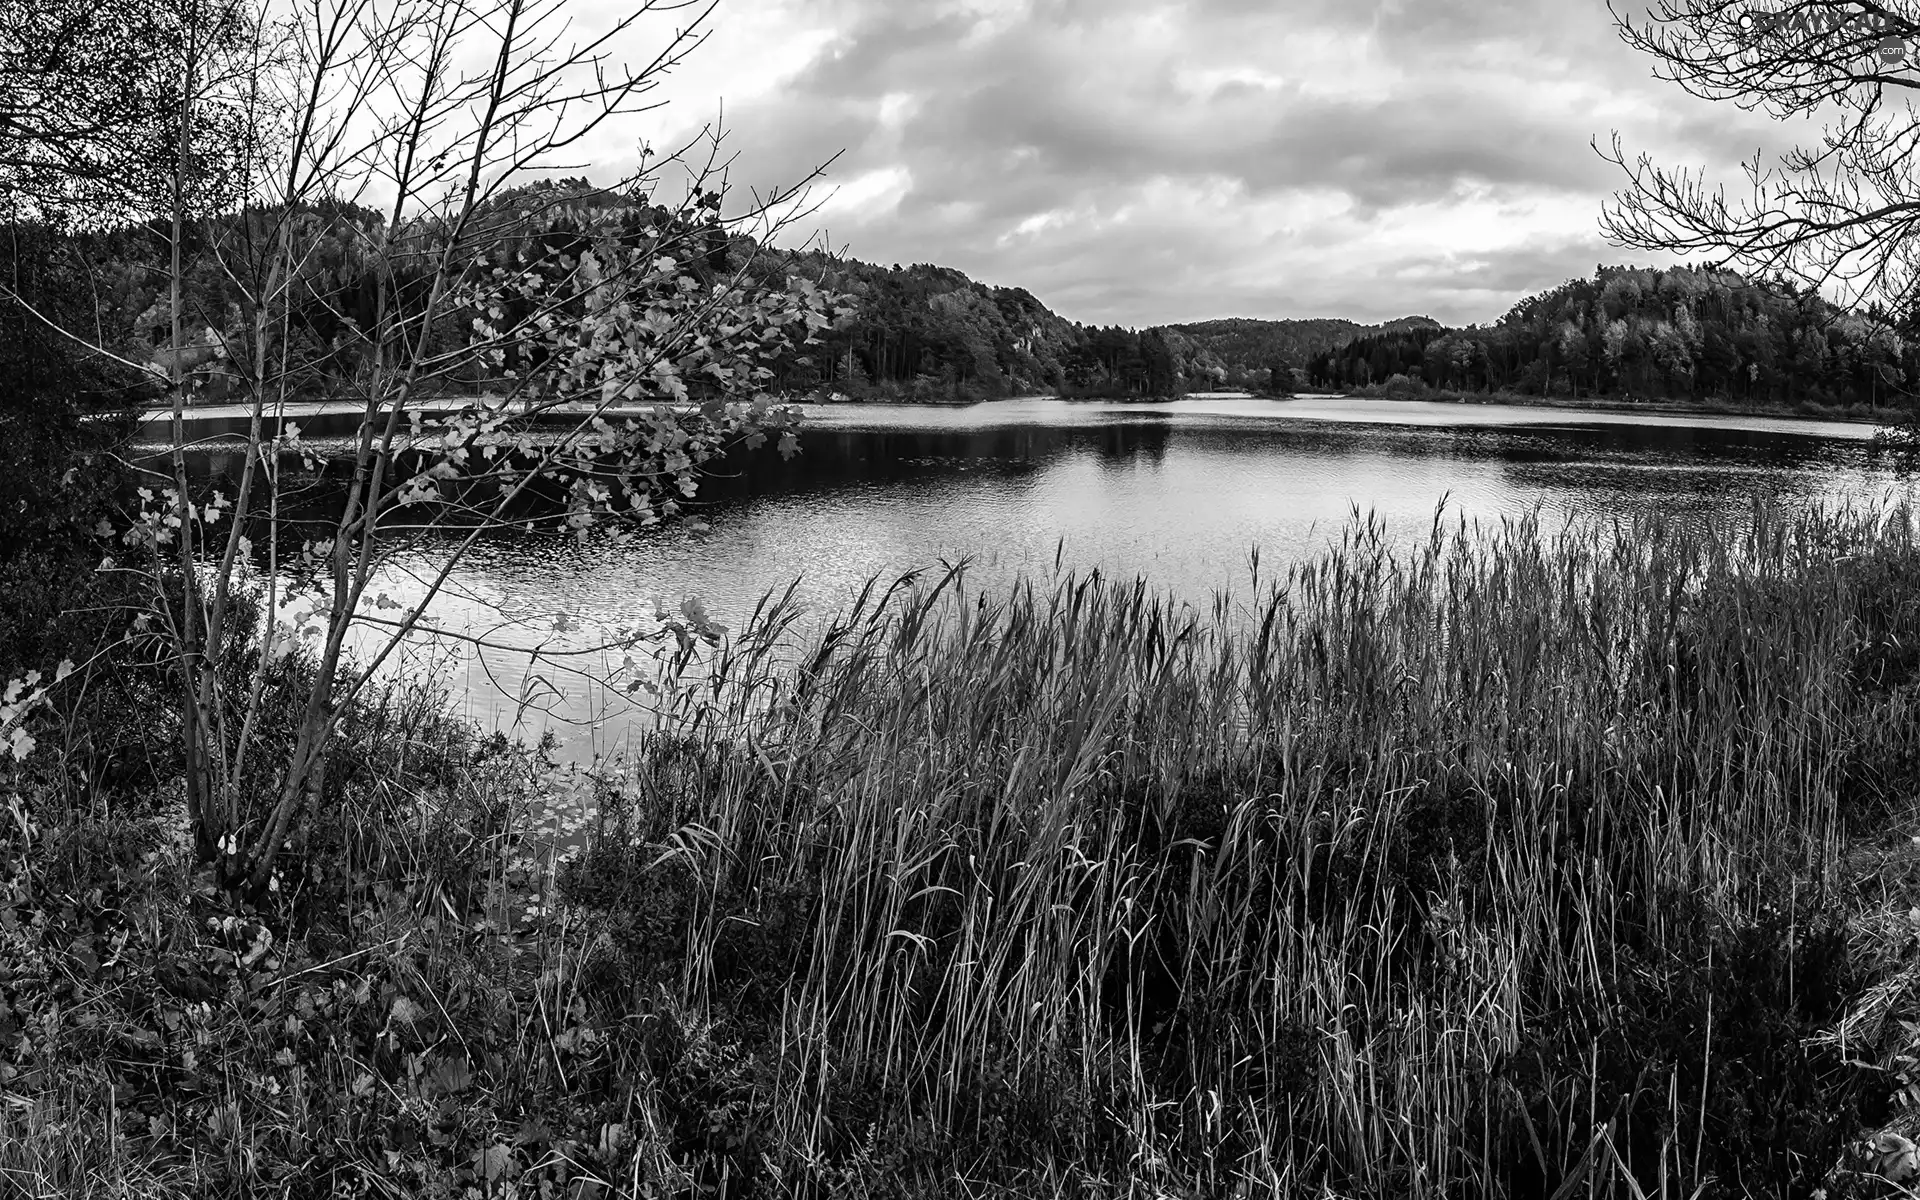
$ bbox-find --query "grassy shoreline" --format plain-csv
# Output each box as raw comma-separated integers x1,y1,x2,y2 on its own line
10,506,1920,1196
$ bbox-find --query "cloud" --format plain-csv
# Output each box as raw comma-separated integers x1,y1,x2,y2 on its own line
599,0,1801,326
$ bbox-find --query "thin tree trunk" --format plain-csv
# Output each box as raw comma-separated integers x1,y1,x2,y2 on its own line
168,16,213,861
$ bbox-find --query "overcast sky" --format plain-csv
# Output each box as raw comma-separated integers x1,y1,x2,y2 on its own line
575,0,1809,328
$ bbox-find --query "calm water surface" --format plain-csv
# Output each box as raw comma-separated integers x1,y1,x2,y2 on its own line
315,394,1914,757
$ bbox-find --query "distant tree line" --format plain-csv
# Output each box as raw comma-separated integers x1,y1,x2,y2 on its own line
750,255,1435,402
46,187,1900,415
1307,264,1917,409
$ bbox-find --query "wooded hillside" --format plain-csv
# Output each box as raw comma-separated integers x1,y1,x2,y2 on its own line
23,180,1914,412
1308,264,1915,409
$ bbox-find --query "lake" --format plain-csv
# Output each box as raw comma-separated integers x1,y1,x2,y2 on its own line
193,393,1914,760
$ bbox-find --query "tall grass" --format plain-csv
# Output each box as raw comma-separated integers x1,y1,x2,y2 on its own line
11,502,1920,1197
560,501,1920,1196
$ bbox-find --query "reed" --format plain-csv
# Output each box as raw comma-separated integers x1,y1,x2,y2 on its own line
557,500,1920,1195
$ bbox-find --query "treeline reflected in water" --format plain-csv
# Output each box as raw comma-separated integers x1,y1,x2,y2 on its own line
149,402,1913,758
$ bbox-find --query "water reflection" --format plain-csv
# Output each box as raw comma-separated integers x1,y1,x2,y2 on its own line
159,395,1914,760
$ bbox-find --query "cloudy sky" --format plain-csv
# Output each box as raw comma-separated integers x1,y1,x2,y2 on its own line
572,0,1810,328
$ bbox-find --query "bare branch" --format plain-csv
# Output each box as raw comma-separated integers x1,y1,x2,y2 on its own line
1604,0,1920,314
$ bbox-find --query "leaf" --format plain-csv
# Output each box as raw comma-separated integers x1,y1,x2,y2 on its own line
476,1142,512,1182
428,1056,472,1096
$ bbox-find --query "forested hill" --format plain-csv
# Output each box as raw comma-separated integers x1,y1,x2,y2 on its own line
1305,264,1916,410
761,249,1439,400
37,175,1898,410
1161,316,1441,380
23,163,1433,406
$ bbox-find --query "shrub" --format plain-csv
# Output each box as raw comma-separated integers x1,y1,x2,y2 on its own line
1381,371,1425,397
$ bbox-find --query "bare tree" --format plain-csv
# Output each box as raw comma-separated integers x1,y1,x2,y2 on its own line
1602,0,1920,313
12,0,842,897
0,0,268,227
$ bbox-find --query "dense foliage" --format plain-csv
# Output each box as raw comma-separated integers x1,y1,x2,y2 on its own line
1309,263,1918,410
0,224,154,680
